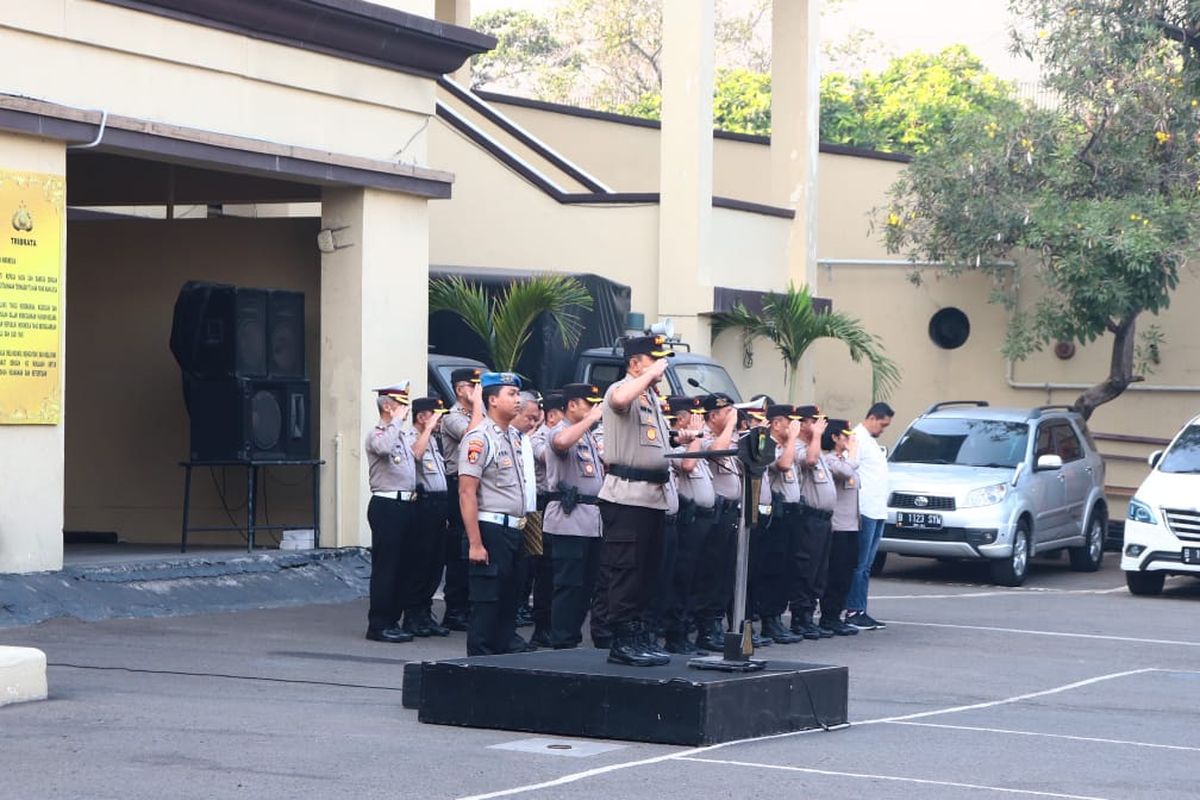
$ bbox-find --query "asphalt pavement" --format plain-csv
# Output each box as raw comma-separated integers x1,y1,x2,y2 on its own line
3,552,1199,800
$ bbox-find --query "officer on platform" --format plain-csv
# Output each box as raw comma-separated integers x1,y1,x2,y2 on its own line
403,396,451,638
597,334,675,667
439,367,483,631
660,395,710,655
458,372,529,656
363,381,417,644
694,392,741,652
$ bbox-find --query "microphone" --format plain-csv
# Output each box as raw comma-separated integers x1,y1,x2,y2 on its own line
687,377,714,394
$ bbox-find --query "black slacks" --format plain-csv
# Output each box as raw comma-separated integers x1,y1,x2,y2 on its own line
408,492,448,613
661,510,709,635
599,501,665,627
466,521,525,656
547,533,602,648
443,475,469,617
821,530,860,620
693,499,738,621
750,507,799,617
789,510,834,615
366,495,414,632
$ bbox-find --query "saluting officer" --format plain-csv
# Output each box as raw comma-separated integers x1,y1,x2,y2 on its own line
597,335,675,667
363,382,418,644
403,396,451,638
439,367,483,631
788,405,836,640
751,404,805,645
542,383,605,649
660,395,710,655
694,392,741,652
458,372,530,656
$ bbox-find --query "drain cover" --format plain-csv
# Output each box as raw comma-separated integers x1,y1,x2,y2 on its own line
488,738,627,758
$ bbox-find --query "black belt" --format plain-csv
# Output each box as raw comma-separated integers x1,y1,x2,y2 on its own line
419,490,449,500
802,507,834,521
606,463,670,484
547,484,601,516
694,504,717,519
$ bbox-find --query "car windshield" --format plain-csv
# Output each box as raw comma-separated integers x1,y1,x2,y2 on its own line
891,418,1029,468
1159,425,1200,473
672,363,741,401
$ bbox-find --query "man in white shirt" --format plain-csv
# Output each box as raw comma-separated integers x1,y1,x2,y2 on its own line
847,402,895,631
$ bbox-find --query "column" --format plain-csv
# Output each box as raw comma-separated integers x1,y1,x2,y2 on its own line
0,132,67,573
319,187,429,549
656,0,715,354
436,0,473,85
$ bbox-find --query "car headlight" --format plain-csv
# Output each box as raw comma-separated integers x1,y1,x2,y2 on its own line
1127,498,1157,525
963,483,1008,508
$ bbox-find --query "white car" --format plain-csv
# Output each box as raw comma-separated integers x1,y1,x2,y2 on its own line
1121,414,1200,595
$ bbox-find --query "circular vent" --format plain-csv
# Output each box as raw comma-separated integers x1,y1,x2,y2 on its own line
250,389,282,451
928,307,971,350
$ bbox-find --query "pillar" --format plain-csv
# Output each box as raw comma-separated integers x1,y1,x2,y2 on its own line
436,0,473,85
0,132,66,574
319,187,429,549
657,0,715,353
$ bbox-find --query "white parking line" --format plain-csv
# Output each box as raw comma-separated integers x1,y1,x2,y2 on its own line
674,755,1112,800
453,669,1146,800
872,587,1126,599
890,721,1200,753
885,620,1200,648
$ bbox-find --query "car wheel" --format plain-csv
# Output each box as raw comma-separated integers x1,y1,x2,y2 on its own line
870,551,888,576
1068,510,1105,572
1125,571,1165,596
991,522,1029,587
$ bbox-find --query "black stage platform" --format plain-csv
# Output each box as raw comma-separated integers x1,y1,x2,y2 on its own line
404,648,848,746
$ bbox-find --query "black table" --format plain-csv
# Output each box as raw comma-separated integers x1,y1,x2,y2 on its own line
179,459,324,552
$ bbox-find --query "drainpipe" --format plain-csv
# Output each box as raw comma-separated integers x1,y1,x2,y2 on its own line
1005,361,1200,397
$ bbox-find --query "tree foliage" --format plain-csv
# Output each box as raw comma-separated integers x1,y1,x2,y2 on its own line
883,0,1200,418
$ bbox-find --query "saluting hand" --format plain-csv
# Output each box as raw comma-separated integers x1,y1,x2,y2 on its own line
648,358,670,380
812,417,829,437
788,419,803,439
470,381,483,409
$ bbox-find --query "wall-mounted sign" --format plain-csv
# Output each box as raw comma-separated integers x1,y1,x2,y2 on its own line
0,169,65,424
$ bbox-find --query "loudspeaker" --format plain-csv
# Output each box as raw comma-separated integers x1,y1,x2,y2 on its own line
187,378,311,462
267,290,305,379
171,282,269,379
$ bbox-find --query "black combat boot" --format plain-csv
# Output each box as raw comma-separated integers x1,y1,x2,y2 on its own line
791,611,823,640
607,622,661,667
422,608,450,637
635,621,672,663
696,618,726,653
401,609,433,637
763,615,803,644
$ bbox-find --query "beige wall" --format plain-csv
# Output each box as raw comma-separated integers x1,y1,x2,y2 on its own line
64,218,321,545
0,132,67,573
1,0,436,166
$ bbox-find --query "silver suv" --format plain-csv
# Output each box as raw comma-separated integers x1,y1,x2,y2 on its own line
876,402,1108,586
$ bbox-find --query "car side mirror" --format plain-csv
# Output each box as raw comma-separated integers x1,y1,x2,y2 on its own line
1036,454,1063,471
1148,450,1163,468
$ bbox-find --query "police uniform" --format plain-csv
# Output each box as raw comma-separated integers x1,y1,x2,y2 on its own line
597,335,675,666
364,382,418,643
526,401,560,647
789,405,839,639
750,404,806,645
458,372,530,656
403,396,451,637
438,367,482,628
819,419,862,636
542,384,605,649
693,393,743,652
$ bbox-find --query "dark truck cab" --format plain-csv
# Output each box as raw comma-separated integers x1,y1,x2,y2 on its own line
575,346,742,400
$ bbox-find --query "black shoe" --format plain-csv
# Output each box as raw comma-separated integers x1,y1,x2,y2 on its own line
859,612,886,630
592,636,612,649
696,620,726,653
751,630,773,648
607,623,665,667
530,628,553,648
763,615,803,644
422,609,450,637
663,633,703,655
636,623,671,661
515,606,535,628
401,611,433,637
441,611,470,632
846,612,880,631
365,627,413,643
508,632,537,653
791,612,823,640
820,618,860,636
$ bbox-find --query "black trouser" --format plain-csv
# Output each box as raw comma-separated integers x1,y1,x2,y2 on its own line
599,501,666,627
466,521,525,656
548,533,602,648
366,495,414,632
649,513,678,632
531,535,554,634
409,492,448,614
661,507,712,636
789,509,834,617
750,505,800,617
821,530,860,620
443,475,469,618
694,498,739,622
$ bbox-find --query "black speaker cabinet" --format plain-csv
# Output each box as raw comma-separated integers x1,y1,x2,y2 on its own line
171,283,269,379
187,378,311,462
267,290,305,379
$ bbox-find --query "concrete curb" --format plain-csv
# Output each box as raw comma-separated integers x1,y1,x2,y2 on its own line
0,646,47,706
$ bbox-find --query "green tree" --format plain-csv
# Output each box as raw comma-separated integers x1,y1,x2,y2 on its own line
471,9,573,91
428,275,593,372
882,0,1200,419
709,283,900,403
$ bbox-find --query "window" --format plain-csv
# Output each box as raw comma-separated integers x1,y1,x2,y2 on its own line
1054,424,1083,463
1159,425,1200,474
1035,425,1055,459
586,362,624,394
670,363,742,400
891,418,1029,468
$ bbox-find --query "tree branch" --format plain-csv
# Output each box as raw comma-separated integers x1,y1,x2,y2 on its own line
1073,312,1140,420
1152,15,1200,59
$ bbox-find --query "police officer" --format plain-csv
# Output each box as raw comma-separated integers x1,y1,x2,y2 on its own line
751,404,805,645
402,396,451,638
439,367,483,631
660,395,710,655
526,393,563,647
542,383,605,648
363,382,418,644
597,335,675,667
694,392,741,652
788,405,836,640
819,418,862,637
458,372,530,656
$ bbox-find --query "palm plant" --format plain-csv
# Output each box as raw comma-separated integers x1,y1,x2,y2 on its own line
429,274,594,371
710,282,900,403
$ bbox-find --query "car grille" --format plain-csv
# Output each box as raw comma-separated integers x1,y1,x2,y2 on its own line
890,493,956,511
1164,508,1200,541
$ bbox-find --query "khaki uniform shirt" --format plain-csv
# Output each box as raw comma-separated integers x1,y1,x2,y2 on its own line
440,403,472,478
674,444,716,509
365,419,416,492
796,446,839,512
408,429,448,493
597,378,673,510
458,419,527,517
704,427,742,502
542,422,604,538
531,424,552,493
827,451,860,531
760,436,801,505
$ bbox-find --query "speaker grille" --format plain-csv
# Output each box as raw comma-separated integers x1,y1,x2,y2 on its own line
249,389,282,450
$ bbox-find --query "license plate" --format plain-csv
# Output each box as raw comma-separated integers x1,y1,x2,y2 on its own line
1182,548,1200,565
897,512,943,530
